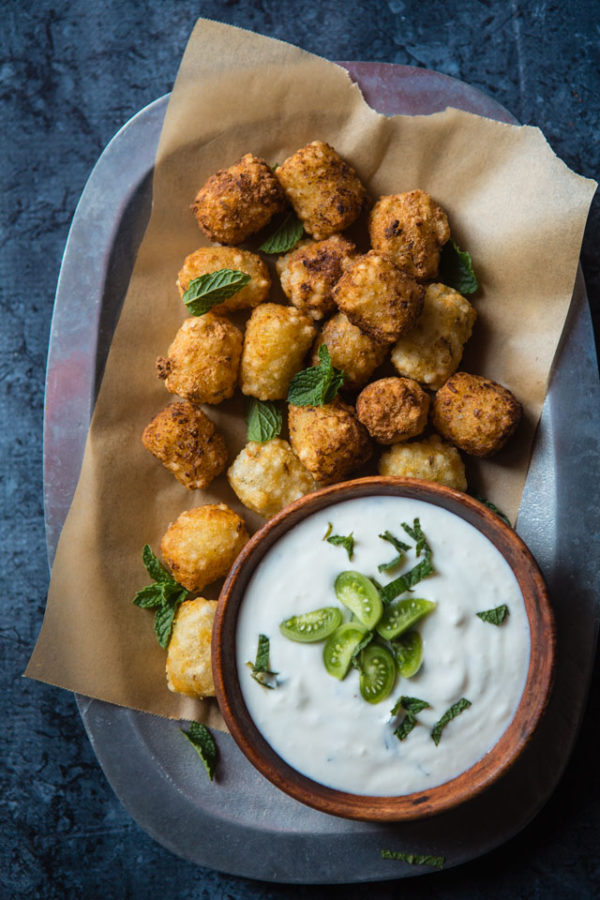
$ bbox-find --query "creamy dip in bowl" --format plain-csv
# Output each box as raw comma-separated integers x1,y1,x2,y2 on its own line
213,478,555,821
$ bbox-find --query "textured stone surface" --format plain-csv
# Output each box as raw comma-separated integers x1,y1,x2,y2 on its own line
1,0,598,896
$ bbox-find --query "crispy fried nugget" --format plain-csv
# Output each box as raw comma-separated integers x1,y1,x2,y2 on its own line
166,597,217,698
176,246,270,314
432,372,522,457
157,314,242,405
276,141,367,240
142,400,227,490
312,312,388,392
191,153,285,245
227,438,315,517
378,434,467,491
160,503,249,593
276,235,356,320
240,303,316,400
391,283,476,390
356,377,430,445
332,250,424,345
288,399,372,484
369,190,450,281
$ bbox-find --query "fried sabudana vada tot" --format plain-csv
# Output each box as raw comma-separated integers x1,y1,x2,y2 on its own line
432,372,522,457
276,141,367,240
227,439,315,518
166,597,217,698
160,503,249,593
177,246,270,314
378,433,467,491
391,283,476,390
311,312,388,392
332,250,424,345
141,400,227,490
191,153,285,245
369,190,450,281
356,377,430,445
240,303,316,401
157,314,242,405
276,235,356,321
288,399,372,484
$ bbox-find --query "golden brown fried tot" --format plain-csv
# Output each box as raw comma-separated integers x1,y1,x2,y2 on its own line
176,246,270,314
227,439,316,518
369,190,450,281
312,313,388,392
191,153,285,245
276,141,367,240
240,303,316,400
391,283,477,390
288,399,372,484
432,372,522,457
276,235,356,320
356,377,430,445
378,434,467,491
332,250,424,345
166,598,217,698
157,314,242,405
160,503,249,593
141,400,227,490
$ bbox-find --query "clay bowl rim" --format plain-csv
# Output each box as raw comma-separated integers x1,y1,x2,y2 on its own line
212,476,556,822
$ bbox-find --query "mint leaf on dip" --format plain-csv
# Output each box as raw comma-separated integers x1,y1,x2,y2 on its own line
476,604,509,625
431,698,472,746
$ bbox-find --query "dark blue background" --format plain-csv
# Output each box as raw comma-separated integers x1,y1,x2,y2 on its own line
2,1,599,896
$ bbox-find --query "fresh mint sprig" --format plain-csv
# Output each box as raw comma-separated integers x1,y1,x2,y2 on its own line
259,210,304,254
287,345,345,407
182,268,251,315
132,545,188,649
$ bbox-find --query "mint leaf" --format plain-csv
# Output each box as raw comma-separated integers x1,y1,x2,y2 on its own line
182,268,251,315
325,530,355,560
378,530,411,572
380,849,445,869
259,211,304,254
153,588,188,650
401,518,430,558
476,604,509,626
391,696,430,741
132,584,165,608
246,399,282,443
287,345,345,407
398,696,430,714
142,544,174,583
431,698,472,746
394,712,417,741
440,239,478,295
380,557,434,604
248,634,278,688
181,722,218,780
473,494,511,527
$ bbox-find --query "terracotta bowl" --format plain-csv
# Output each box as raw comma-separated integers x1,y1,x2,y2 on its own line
212,477,555,822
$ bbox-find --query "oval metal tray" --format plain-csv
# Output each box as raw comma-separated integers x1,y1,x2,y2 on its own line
43,64,600,882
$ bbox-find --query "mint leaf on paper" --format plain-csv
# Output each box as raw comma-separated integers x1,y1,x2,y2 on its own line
431,698,472,746
473,494,511,527
440,239,478,295
381,849,445,869
476,604,510,626
246,399,282,443
248,634,278,689
133,545,189,649
182,268,251,315
287,345,345,407
259,210,304,254
181,722,218,780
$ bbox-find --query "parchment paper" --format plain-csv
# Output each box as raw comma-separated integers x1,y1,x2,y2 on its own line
26,19,596,723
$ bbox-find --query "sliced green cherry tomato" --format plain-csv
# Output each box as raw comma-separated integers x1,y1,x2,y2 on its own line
279,607,343,643
392,630,423,678
323,622,368,680
359,643,396,704
334,571,383,629
376,598,436,641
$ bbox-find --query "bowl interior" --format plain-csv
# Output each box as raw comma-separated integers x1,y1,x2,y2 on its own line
212,477,555,821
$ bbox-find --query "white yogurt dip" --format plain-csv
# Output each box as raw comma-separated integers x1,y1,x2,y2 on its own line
236,495,530,796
